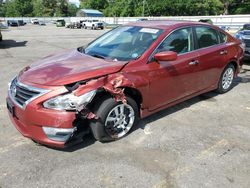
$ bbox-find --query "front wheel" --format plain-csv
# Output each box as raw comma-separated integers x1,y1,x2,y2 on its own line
90,96,139,142
216,64,235,93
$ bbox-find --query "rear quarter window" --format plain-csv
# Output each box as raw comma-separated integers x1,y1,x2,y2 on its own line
219,32,227,43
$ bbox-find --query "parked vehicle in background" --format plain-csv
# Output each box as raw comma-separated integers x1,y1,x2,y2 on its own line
7,20,18,27
39,21,46,26
84,20,104,30
0,20,8,29
137,18,148,21
235,23,250,60
56,19,65,27
17,20,26,26
80,20,87,28
235,24,250,60
31,19,39,25
7,21,244,148
68,22,82,29
65,22,71,28
0,30,2,41
50,20,57,24
219,25,230,31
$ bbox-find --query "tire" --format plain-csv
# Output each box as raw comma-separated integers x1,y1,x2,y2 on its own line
216,64,235,94
89,96,139,142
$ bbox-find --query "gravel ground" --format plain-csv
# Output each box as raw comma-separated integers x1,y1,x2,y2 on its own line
0,24,250,188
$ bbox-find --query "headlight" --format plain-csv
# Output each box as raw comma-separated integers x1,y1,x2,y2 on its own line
43,90,96,111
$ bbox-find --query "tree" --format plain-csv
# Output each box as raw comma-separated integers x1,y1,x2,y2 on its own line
220,0,234,14
4,0,17,17
0,0,5,16
80,0,108,11
15,0,33,16
227,0,250,14
32,0,44,16
55,0,68,16
4,0,33,17
42,0,57,17
0,0,249,17
68,3,78,16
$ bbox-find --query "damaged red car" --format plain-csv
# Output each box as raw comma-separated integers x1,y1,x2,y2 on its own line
7,21,244,148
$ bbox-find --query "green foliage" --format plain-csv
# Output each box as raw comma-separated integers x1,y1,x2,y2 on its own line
68,3,78,16
0,0,249,17
4,0,33,17
32,0,44,17
228,0,250,14
1,0,80,17
55,0,68,17
81,0,249,16
42,0,57,17
80,0,108,10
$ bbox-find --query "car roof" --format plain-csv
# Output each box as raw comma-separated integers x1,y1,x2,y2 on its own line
126,20,212,30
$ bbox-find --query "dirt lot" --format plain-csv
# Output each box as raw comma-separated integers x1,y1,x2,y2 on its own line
0,24,250,188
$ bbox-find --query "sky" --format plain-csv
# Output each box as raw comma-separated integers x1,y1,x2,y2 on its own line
69,0,80,7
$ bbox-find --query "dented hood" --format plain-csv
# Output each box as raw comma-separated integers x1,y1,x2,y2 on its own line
18,49,127,86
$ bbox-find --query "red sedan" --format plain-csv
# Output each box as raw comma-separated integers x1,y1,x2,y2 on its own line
7,21,244,148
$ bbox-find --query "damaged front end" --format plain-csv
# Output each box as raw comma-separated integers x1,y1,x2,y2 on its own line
42,74,129,146
41,87,98,146
41,71,143,147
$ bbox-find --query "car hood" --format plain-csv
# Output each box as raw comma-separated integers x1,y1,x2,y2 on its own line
18,49,127,86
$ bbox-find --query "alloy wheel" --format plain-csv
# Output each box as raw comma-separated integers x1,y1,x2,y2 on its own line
105,104,135,139
222,67,234,90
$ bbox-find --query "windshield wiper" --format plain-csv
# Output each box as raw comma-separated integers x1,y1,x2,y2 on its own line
90,54,106,59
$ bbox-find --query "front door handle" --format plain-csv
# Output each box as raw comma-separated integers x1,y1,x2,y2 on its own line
189,60,199,66
220,50,228,55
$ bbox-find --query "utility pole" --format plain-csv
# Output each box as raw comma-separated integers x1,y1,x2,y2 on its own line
142,0,145,17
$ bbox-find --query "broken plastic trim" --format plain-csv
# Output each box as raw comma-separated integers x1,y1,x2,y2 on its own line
69,73,141,120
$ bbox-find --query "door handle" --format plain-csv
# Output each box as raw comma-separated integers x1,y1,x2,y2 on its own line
189,60,199,66
220,50,228,55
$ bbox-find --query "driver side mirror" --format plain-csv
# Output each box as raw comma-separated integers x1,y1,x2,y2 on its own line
154,51,177,61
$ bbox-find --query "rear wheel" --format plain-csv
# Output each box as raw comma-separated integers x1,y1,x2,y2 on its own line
90,96,139,142
216,64,235,93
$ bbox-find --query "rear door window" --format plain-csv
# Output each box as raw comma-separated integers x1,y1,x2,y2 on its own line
195,27,219,48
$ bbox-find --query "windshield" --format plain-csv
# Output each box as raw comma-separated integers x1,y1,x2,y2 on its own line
84,26,163,61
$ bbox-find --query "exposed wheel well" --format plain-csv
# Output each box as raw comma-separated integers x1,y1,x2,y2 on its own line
228,61,238,72
124,87,143,109
89,88,142,112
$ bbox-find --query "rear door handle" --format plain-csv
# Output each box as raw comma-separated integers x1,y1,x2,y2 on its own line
189,60,199,66
220,50,228,55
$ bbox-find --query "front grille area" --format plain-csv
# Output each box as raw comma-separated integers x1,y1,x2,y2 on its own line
9,78,41,108
243,39,250,47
